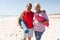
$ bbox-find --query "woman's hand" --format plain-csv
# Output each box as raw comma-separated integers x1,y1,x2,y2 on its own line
43,21,49,26
38,21,49,26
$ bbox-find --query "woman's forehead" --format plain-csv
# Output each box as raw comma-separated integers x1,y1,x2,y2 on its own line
34,3,40,7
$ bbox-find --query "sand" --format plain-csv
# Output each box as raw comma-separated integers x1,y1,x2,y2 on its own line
0,15,60,40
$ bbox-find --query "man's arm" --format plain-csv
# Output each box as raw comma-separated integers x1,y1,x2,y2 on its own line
18,12,24,26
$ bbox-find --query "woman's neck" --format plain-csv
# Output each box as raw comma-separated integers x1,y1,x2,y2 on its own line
36,10,41,13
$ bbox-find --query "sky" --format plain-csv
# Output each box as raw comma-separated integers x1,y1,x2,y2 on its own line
0,0,60,15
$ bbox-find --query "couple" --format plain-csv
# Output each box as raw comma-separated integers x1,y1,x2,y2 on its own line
18,3,49,40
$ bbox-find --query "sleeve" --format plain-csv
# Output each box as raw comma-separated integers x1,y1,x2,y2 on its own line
42,11,49,21
44,14,49,21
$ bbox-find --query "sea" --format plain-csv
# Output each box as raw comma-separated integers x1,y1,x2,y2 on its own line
0,15,18,21
0,14,60,22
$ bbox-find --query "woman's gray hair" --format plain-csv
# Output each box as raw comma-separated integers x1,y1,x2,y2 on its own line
34,3,41,8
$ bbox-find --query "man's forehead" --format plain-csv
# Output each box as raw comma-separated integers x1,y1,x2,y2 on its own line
26,3,32,6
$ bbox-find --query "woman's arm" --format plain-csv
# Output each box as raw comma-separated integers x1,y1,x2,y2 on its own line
38,10,49,26
42,20,49,24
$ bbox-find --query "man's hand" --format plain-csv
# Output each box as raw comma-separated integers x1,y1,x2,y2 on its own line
20,26,23,29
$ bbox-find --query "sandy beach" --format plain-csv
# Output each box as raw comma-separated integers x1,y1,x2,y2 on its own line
0,15,60,40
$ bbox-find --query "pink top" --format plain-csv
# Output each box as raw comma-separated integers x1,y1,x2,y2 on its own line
33,11,49,32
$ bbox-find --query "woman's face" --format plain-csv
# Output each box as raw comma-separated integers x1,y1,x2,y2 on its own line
35,5,41,12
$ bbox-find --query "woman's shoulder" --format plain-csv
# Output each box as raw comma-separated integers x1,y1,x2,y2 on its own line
42,10,46,13
41,10,46,13
40,10,46,15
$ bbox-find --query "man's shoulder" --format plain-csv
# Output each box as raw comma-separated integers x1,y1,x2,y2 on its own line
31,11,34,14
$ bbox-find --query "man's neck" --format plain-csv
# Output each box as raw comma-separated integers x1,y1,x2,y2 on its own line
26,9,31,12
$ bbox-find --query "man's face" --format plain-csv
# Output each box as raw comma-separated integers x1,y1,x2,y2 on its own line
26,4,32,11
